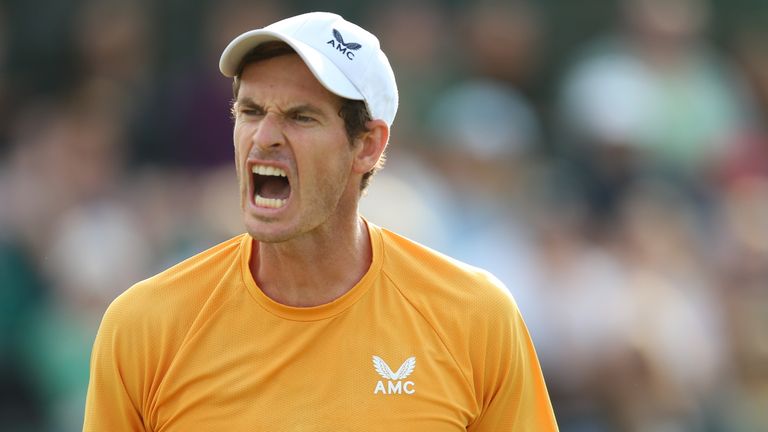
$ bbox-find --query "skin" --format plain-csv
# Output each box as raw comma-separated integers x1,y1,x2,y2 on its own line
232,53,389,307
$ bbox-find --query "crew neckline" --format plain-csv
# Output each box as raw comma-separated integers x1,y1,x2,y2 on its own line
239,219,384,321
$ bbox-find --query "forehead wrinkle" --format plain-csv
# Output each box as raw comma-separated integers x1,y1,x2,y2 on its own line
238,55,343,109
238,88,340,112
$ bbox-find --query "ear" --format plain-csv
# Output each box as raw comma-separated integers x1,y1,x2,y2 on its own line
351,119,389,175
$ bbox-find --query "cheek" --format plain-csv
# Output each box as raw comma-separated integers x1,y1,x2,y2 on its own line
233,124,250,161
232,123,252,181
313,137,356,188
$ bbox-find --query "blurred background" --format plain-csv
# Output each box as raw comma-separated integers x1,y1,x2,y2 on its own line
1,0,766,430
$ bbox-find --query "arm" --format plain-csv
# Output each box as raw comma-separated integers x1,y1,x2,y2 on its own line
468,292,558,431
83,297,147,431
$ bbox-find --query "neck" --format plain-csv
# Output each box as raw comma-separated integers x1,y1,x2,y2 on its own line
250,216,372,307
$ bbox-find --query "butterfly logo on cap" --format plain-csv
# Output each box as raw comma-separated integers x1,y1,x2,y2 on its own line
332,29,362,50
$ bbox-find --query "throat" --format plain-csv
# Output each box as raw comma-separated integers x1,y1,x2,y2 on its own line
251,221,372,307
255,252,355,307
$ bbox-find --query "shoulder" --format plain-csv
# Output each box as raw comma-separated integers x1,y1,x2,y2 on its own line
376,226,519,323
96,234,248,348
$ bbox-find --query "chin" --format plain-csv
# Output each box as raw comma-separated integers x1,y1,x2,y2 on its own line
247,230,294,244
243,217,297,244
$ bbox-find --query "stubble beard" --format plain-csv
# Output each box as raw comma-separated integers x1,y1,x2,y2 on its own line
242,169,354,245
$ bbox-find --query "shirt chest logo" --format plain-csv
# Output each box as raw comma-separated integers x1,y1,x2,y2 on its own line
372,355,416,395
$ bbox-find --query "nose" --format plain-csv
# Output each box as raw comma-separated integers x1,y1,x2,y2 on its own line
251,112,285,152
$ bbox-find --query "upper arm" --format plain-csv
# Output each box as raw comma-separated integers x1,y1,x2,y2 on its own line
468,280,558,432
83,295,148,431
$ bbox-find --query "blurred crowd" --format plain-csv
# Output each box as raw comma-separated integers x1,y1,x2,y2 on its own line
1,0,767,431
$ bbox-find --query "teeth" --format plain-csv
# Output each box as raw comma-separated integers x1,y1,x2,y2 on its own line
251,165,287,177
254,195,287,209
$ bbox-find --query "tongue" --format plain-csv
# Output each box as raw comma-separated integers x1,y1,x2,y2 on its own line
259,177,290,199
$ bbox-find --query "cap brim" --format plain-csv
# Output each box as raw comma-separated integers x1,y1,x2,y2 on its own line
219,30,364,101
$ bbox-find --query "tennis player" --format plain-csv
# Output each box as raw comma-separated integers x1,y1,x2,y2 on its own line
83,11,558,431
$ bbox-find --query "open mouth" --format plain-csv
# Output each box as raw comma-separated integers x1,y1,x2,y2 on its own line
252,165,291,209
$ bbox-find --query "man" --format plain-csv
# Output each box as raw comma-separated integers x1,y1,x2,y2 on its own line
83,11,558,431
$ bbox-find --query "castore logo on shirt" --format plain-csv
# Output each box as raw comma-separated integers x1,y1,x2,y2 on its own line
372,355,416,395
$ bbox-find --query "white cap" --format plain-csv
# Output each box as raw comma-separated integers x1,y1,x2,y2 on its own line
220,11,398,127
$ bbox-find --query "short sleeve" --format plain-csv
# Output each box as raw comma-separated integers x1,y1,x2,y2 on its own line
468,280,558,431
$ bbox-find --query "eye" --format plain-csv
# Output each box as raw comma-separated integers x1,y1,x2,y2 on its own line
241,108,261,116
236,105,263,117
292,112,315,123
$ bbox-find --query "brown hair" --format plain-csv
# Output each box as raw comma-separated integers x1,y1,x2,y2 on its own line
231,41,383,191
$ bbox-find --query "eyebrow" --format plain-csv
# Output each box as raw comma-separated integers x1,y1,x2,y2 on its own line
285,104,326,117
234,98,329,118
234,97,261,109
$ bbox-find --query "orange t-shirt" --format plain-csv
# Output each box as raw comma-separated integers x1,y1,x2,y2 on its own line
83,222,557,431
